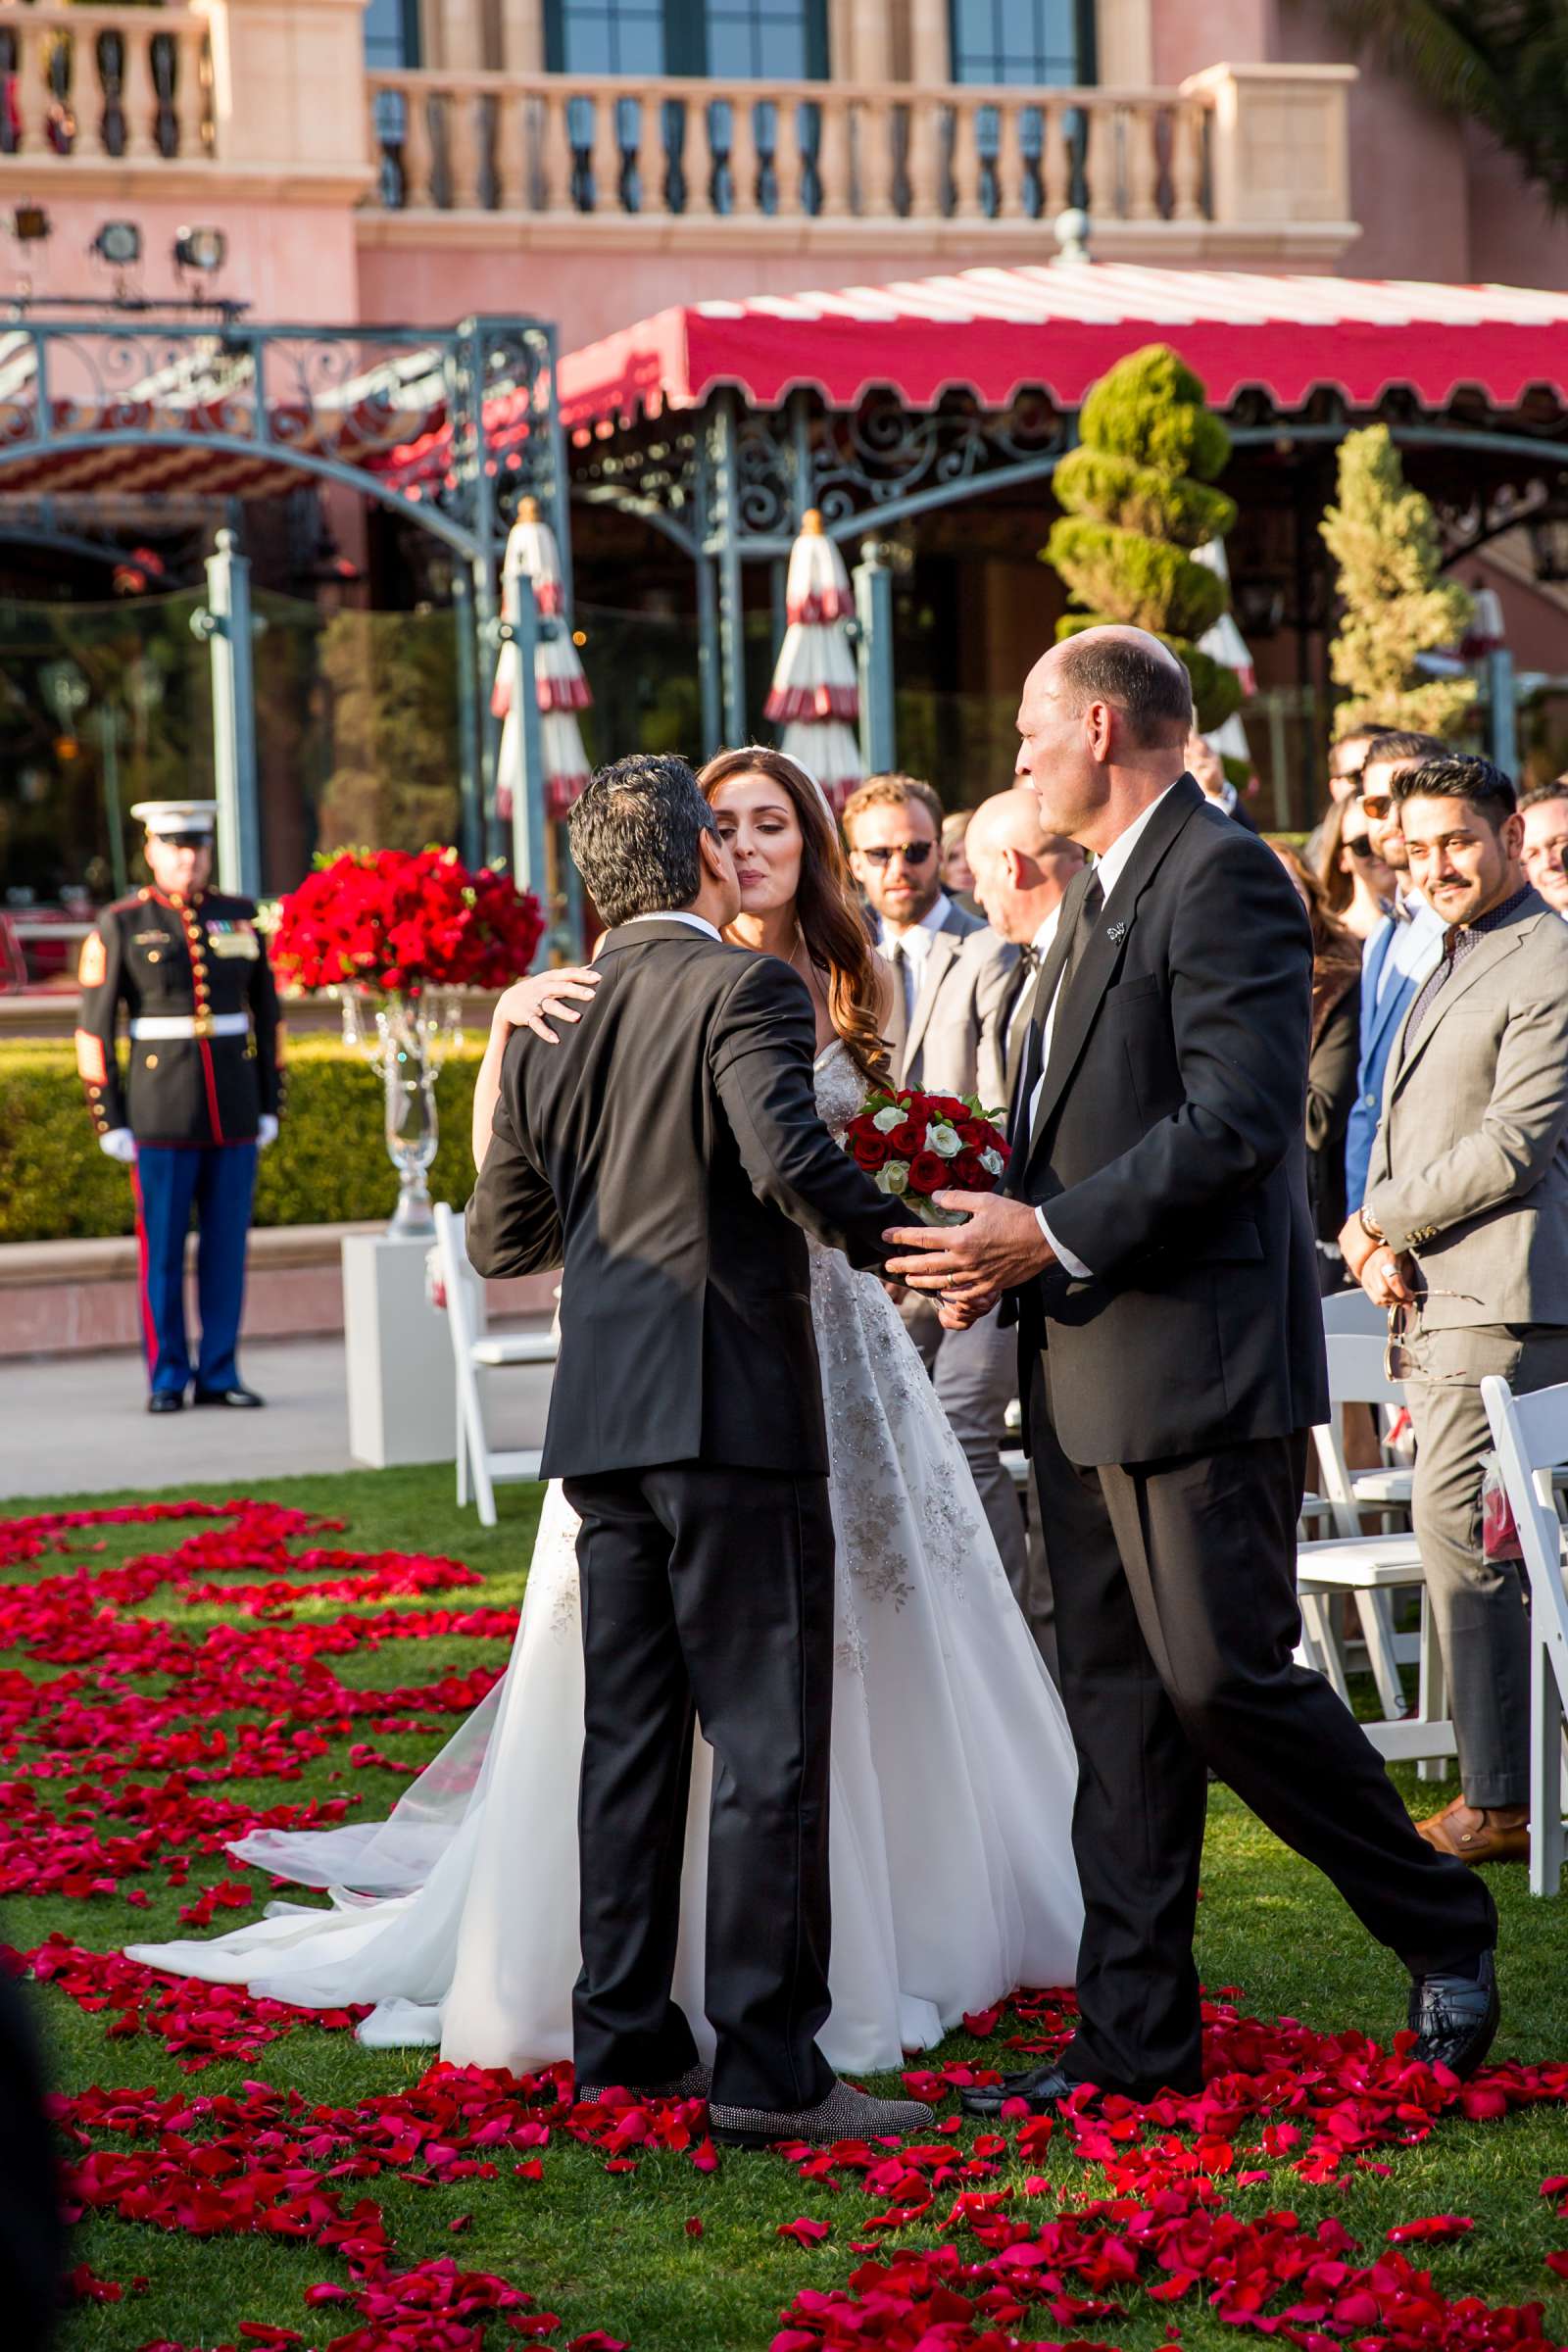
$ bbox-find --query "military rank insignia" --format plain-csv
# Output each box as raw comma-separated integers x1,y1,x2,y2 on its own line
78,931,107,988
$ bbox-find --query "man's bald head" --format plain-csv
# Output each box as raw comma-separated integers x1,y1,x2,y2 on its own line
1016,624,1196,855
964,787,1087,945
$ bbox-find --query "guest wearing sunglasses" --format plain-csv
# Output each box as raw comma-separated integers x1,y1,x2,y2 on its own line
1345,729,1448,1215
1317,794,1396,942
1304,722,1396,866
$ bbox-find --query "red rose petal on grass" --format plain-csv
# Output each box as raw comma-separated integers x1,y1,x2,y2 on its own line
1388,2214,1475,2241
778,2216,831,2247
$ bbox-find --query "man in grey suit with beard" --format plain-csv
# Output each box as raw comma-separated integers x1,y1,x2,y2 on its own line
845,770,1026,1592
1344,753,1568,1872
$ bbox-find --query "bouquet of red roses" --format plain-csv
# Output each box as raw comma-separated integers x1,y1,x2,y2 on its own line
270,847,544,998
843,1085,1010,1224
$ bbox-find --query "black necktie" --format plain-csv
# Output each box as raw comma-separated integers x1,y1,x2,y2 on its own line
1056,873,1104,1010
1009,873,1103,1153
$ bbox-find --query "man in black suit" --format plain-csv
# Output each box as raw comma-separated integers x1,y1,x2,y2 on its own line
887,627,1500,2107
465,753,933,2151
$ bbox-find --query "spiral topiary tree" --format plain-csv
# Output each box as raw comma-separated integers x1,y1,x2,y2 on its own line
1320,424,1476,737
1044,344,1243,730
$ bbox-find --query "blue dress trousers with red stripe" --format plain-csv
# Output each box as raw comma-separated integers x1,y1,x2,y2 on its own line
75,888,284,1396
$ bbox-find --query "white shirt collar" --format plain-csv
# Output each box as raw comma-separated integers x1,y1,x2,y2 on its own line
878,892,951,955
621,910,722,943
1030,905,1063,957
1090,781,1183,907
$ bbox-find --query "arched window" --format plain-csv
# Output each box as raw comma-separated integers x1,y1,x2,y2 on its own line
546,0,827,79
950,0,1095,84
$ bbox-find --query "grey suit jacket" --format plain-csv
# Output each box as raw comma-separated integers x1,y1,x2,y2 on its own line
896,904,1016,1112
1363,890,1568,1330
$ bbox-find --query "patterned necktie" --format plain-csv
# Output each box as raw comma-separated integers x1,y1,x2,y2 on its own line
883,938,910,1081
1004,946,1041,1099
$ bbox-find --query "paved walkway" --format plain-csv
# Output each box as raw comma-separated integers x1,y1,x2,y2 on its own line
0,1334,556,1504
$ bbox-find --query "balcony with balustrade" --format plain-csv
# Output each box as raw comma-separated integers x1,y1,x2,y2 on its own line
0,0,1358,339
359,63,1355,270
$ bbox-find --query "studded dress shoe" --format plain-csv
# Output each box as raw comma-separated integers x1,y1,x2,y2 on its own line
147,1391,184,1415
710,2075,935,2149
192,1385,266,1408
958,2062,1080,2120
1409,1949,1499,2080
576,2062,711,2105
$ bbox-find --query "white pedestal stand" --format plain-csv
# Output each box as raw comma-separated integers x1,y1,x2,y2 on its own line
342,1231,456,1468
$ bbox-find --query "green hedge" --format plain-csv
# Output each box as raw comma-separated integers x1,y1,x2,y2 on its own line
0,1033,487,1245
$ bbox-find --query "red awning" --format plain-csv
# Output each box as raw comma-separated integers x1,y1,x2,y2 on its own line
555,262,1568,430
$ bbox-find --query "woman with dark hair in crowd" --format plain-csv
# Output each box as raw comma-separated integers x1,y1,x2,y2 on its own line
1270,839,1364,1290
1317,794,1395,942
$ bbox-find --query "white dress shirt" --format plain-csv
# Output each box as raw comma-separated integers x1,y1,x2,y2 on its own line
877,893,952,1020
622,909,721,942
1028,782,1183,1280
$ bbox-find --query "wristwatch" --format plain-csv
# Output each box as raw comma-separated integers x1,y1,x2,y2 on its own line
1358,1207,1385,1247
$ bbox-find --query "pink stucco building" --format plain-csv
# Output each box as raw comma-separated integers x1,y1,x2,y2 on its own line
2,0,1567,894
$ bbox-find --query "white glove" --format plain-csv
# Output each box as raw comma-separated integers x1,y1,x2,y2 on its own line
258,1114,279,1149
98,1128,136,1164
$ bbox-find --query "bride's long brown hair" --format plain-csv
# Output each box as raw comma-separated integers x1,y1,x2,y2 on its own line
697,746,889,1085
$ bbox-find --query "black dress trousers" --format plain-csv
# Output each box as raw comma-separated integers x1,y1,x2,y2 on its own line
562,1460,838,2112
1028,1359,1497,2098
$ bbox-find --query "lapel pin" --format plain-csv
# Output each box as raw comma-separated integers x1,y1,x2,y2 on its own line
1106,921,1127,945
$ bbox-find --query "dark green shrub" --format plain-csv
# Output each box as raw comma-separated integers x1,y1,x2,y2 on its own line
0,1033,486,1245
1042,343,1245,733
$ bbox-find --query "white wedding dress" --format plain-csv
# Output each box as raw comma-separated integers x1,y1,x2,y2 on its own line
128,1043,1083,2074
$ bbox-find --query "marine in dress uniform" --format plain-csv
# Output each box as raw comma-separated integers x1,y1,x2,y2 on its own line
74,801,284,1414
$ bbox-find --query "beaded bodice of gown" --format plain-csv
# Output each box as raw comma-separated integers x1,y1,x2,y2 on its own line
806,1041,973,1648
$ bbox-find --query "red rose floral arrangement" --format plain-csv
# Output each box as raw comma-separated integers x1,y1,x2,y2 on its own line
844,1086,1009,1224
270,847,544,1000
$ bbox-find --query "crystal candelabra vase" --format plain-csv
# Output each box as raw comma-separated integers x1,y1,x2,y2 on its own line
338,986,463,1238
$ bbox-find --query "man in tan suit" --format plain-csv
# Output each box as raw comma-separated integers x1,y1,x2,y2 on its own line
1342,754,1568,1869
845,771,1025,1591
960,788,1088,1669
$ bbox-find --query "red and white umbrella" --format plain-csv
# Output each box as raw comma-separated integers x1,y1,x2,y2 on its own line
493,497,592,823
763,509,862,811
1193,536,1258,784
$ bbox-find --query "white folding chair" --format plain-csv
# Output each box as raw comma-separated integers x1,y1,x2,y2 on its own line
1480,1373,1568,1896
1297,1333,1454,1763
433,1200,556,1527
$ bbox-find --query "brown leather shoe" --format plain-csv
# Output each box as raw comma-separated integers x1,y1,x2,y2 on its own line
1416,1795,1531,1864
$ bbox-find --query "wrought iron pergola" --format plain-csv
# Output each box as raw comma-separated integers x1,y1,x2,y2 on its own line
569,376,1568,786
0,310,570,896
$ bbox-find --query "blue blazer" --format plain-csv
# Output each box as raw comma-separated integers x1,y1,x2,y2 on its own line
1345,906,1443,1212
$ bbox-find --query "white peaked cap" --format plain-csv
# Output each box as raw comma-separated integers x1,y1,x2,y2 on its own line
130,800,219,837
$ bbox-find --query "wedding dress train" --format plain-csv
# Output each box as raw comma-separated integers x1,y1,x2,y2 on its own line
128,1042,1083,2074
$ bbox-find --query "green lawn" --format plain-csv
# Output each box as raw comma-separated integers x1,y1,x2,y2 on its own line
4,1464,1565,2351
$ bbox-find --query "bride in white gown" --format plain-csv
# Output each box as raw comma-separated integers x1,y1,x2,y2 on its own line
128,750,1083,2076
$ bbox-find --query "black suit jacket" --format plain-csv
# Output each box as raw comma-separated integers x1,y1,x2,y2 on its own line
466,920,894,1480
1009,776,1329,1468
